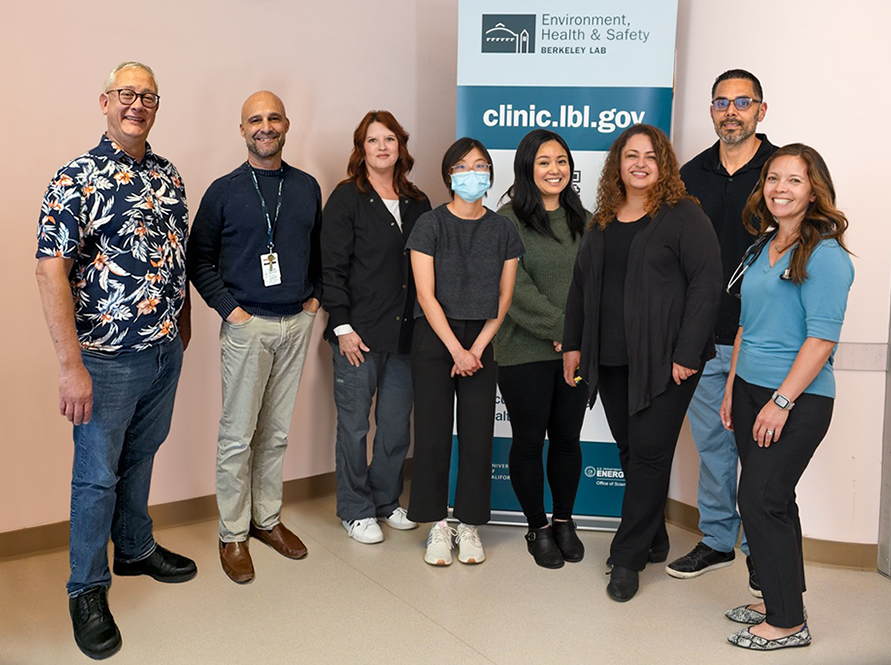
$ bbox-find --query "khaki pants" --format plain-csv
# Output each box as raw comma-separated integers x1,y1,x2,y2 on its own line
216,311,315,541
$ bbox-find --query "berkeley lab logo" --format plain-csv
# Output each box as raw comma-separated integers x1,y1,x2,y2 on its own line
481,15,536,54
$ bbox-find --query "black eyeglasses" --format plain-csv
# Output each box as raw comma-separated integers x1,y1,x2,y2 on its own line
711,96,760,112
107,89,160,109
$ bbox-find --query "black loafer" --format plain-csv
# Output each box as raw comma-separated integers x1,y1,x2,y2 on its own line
69,586,122,660
551,520,584,562
607,566,639,602
525,527,564,569
113,544,197,583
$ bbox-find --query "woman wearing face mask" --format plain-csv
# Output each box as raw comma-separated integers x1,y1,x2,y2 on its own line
563,124,722,601
405,137,524,566
720,144,853,650
493,130,590,568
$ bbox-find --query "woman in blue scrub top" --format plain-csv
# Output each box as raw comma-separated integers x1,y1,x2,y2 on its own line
720,144,854,651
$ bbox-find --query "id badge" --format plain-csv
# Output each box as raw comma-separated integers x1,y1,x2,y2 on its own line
260,252,282,287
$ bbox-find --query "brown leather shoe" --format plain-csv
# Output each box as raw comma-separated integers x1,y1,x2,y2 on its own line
219,540,254,584
249,523,308,560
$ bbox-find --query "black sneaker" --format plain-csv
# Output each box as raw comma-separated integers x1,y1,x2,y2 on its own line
666,541,735,578
746,556,763,597
69,586,122,660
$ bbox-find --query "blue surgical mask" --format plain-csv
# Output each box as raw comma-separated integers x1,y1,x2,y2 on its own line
450,171,490,202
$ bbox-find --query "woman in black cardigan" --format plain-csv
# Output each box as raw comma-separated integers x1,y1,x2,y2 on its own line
562,124,721,601
321,111,431,545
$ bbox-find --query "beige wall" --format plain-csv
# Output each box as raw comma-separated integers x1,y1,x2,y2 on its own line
1,1,888,546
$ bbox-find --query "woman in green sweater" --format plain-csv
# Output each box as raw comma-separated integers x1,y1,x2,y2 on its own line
495,130,590,568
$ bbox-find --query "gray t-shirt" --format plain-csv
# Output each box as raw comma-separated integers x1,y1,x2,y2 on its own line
406,204,524,320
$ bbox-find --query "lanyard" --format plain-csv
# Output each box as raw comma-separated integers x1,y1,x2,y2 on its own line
249,167,284,252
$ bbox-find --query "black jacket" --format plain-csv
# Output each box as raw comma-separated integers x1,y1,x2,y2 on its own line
563,200,722,414
321,181,431,354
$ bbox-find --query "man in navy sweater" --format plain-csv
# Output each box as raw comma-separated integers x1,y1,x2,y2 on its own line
188,91,322,584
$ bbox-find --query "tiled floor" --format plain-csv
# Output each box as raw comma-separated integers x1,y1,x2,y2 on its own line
3,491,890,664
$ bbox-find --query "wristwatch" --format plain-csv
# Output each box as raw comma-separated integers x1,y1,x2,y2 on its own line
771,391,795,411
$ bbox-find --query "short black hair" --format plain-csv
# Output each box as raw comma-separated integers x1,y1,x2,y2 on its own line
441,137,494,195
711,69,763,101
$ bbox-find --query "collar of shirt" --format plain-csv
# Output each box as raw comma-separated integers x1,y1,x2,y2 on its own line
702,133,775,176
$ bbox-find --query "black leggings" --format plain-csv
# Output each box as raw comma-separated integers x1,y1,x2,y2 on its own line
408,318,496,525
598,364,701,570
498,360,588,529
732,377,832,628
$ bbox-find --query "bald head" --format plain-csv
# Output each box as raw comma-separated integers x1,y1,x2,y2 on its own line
240,91,290,169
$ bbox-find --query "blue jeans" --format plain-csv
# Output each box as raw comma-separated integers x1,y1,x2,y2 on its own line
68,340,183,597
687,345,748,555
330,341,413,522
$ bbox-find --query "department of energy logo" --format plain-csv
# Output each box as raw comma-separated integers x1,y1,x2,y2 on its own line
481,15,536,54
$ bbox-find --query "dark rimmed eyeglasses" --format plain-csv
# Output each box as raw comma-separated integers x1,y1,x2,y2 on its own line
106,89,160,109
711,96,761,112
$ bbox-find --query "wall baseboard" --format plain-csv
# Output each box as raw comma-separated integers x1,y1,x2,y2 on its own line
0,471,339,561
1,479,876,570
666,498,878,571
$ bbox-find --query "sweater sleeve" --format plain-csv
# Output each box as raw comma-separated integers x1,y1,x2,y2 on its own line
308,179,324,301
509,253,566,341
562,231,590,352
320,185,356,329
187,179,240,320
671,202,723,368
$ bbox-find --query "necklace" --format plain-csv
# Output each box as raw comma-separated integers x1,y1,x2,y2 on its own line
774,236,797,253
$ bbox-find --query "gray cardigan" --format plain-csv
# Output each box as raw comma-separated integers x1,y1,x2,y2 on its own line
563,199,722,414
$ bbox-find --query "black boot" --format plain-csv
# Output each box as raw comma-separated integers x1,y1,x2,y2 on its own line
69,586,122,660
551,519,584,562
606,566,639,602
525,527,564,569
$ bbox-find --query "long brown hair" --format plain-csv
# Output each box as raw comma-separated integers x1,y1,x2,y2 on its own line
591,124,695,229
339,110,424,199
742,143,850,284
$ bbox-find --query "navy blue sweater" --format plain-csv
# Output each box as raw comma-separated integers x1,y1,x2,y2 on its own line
188,162,322,319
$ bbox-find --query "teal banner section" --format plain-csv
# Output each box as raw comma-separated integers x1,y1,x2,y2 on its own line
449,437,625,518
457,85,673,150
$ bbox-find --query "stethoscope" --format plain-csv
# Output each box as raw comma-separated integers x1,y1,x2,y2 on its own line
726,230,793,299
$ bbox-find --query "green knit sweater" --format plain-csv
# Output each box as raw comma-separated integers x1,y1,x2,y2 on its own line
493,205,586,366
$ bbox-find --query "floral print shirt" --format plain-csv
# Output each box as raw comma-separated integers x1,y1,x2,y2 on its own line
37,135,189,353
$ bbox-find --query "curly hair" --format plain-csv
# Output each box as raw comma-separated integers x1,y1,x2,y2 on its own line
742,143,850,284
339,110,424,200
591,124,695,229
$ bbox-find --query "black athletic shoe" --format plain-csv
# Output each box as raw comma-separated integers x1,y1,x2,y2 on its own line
746,555,763,598
666,541,735,579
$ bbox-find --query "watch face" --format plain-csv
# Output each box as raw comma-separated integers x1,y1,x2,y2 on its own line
773,393,790,409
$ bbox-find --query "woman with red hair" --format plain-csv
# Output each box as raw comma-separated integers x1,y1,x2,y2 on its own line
321,111,430,545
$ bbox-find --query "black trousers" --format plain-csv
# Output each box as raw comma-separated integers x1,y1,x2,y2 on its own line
407,318,496,525
598,364,701,570
498,360,588,529
732,377,832,628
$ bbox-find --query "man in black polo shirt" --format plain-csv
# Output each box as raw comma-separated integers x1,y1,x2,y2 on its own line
666,70,777,594
188,91,322,584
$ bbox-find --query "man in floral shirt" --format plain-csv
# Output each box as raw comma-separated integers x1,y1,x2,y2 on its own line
35,62,196,661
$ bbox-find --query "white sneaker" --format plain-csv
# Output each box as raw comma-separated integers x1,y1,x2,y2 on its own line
383,507,418,530
424,521,457,566
456,523,485,564
342,518,384,544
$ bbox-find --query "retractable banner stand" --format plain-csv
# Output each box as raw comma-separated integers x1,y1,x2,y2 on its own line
448,0,679,530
